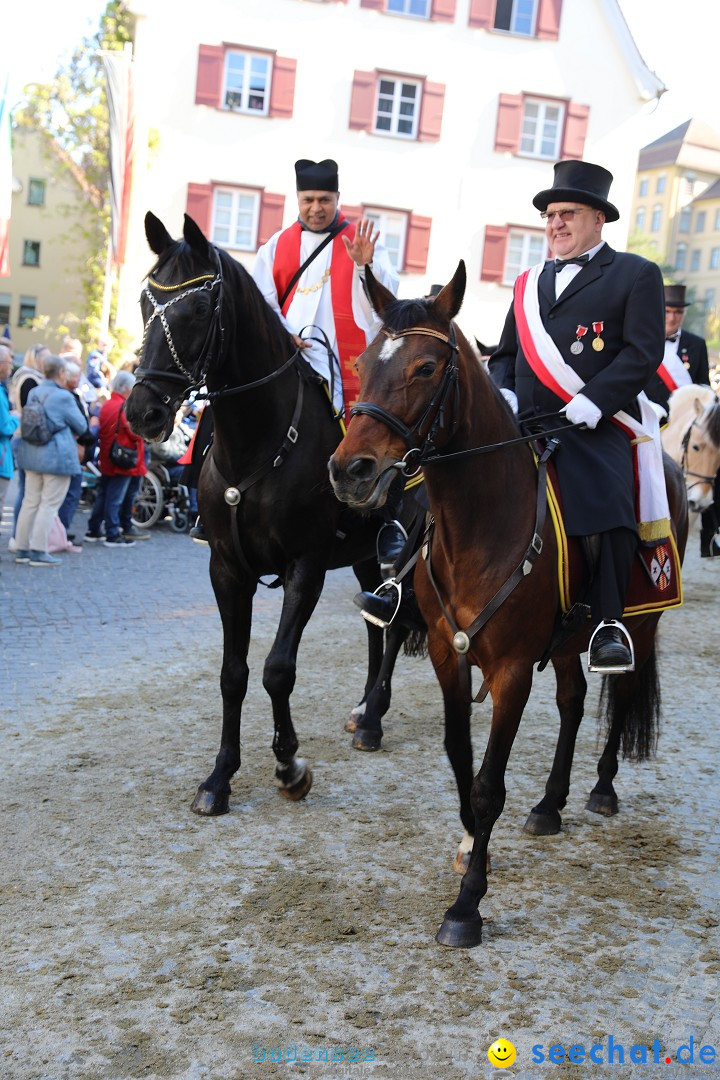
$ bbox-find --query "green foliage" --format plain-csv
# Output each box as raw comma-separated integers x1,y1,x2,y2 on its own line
13,1,135,345
626,231,675,278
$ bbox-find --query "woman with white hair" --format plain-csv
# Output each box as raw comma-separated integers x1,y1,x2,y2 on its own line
85,370,147,546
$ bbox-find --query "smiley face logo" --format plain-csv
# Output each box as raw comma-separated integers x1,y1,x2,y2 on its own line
487,1039,517,1068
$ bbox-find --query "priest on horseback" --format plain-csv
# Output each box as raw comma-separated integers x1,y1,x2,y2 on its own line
253,157,407,572
489,160,668,673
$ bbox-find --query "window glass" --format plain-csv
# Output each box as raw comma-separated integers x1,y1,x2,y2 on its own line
224,51,271,114
211,188,260,251
504,230,545,284
374,78,420,139
28,179,45,206
364,208,408,271
22,240,41,266
519,99,563,159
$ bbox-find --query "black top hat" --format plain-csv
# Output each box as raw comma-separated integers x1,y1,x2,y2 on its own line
426,284,443,298
295,158,339,192
664,283,691,308
533,160,619,222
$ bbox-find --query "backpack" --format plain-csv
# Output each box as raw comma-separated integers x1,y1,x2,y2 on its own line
21,399,56,445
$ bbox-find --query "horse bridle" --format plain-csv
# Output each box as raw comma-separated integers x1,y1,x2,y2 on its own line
680,419,717,491
350,324,460,476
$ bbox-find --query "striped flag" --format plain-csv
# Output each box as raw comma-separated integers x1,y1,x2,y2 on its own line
0,77,12,277
101,47,135,267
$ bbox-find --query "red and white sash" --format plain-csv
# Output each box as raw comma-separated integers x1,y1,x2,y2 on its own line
514,265,670,542
656,339,692,394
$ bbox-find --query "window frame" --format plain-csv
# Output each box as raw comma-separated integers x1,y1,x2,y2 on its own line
18,296,37,327
690,248,701,272
374,75,422,140
656,174,666,195
650,205,662,232
222,48,273,116
494,0,538,36
634,207,646,231
22,240,41,267
0,293,10,326
695,210,706,233
675,243,687,271
710,247,720,270
363,206,409,272
210,185,261,251
638,177,648,197
503,227,546,286
27,179,46,207
518,97,565,160
386,0,430,17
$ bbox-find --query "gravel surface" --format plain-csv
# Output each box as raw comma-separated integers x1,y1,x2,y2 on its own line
2,504,719,1080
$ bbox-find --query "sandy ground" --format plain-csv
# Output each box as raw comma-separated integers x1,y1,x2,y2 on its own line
1,517,719,1080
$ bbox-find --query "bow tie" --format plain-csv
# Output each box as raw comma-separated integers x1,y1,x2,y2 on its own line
554,254,590,272
666,334,679,343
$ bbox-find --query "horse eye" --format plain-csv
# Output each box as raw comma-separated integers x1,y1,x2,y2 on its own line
416,361,437,378
691,443,700,452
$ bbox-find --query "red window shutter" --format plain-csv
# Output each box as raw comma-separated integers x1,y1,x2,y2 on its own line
195,45,224,108
418,82,445,142
480,225,508,283
186,183,213,236
468,0,495,29
561,102,589,160
349,71,377,132
404,215,432,274
359,0,385,8
494,94,522,153
340,203,363,224
536,0,562,40
269,56,297,119
431,0,457,22
257,192,286,247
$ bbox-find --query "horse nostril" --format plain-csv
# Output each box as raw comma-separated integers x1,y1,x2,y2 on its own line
347,456,376,482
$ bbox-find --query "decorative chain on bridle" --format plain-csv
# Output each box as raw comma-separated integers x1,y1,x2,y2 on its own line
138,270,223,389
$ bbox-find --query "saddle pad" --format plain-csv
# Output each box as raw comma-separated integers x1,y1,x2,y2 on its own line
544,461,682,617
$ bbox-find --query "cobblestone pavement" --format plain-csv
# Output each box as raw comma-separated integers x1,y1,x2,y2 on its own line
2,495,719,1080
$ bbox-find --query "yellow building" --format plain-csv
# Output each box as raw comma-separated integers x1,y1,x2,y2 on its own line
5,127,101,356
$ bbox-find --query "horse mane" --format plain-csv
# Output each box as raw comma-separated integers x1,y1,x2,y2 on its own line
381,297,445,334
704,399,720,447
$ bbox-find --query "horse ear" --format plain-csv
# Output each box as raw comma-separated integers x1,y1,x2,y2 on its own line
145,212,174,256
431,261,466,322
694,396,706,418
363,265,396,318
183,214,212,258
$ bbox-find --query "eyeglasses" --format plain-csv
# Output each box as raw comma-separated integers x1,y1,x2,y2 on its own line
540,209,589,223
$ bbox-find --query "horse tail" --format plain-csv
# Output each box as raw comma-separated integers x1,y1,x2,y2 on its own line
598,644,661,762
404,627,428,658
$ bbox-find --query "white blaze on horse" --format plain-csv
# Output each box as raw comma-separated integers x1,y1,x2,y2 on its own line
661,384,720,516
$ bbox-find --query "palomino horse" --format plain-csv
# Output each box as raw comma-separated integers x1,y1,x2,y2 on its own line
126,213,418,812
661,383,720,516
329,262,688,948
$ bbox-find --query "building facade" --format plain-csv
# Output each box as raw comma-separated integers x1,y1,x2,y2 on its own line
116,0,664,347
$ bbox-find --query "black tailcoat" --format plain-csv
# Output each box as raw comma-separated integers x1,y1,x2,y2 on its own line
489,244,665,535
644,328,710,411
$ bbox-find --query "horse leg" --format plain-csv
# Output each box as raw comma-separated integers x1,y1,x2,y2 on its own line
351,621,408,751
524,655,587,836
264,561,328,800
191,568,255,816
436,665,532,949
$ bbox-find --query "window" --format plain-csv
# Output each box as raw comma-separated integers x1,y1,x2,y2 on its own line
504,229,545,284
27,179,45,206
18,297,36,326
695,210,706,233
223,51,271,114
639,177,648,197
690,249,701,272
387,0,430,16
375,77,421,138
685,174,697,197
364,208,408,271
519,99,564,159
635,207,646,230
0,293,10,326
715,208,720,231
22,240,40,267
705,288,716,310
494,0,537,35
211,188,260,250
650,205,661,232
656,174,666,194
678,207,691,233
710,247,720,270
675,243,687,271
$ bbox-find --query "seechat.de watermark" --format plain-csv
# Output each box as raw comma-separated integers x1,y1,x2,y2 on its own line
252,1044,374,1064
529,1037,716,1067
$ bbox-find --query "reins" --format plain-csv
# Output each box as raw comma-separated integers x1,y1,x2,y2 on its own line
680,418,718,488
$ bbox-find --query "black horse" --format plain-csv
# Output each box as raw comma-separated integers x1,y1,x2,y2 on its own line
126,213,418,812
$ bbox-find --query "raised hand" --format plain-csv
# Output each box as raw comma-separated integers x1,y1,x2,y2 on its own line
342,218,379,267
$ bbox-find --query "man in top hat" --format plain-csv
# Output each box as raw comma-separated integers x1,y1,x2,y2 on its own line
645,284,718,557
253,158,406,570
489,160,667,673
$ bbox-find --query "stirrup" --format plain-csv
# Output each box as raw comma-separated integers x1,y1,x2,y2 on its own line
588,619,635,674
360,578,401,629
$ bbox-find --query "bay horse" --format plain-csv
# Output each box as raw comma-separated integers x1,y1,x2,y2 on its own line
125,212,418,813
661,383,720,516
329,262,689,948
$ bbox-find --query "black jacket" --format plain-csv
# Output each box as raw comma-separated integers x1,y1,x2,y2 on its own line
644,328,710,412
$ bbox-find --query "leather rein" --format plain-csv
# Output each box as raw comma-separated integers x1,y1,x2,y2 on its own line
680,417,718,490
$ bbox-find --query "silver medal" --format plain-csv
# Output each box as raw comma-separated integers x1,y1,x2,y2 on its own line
570,340,584,355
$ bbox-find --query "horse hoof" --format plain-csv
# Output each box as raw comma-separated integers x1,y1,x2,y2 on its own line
351,728,382,752
435,914,484,949
277,765,313,801
523,809,562,835
586,792,619,816
345,716,357,733
452,851,492,875
191,787,230,816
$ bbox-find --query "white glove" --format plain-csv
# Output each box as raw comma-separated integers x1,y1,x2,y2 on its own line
500,388,518,414
648,400,668,422
562,393,602,429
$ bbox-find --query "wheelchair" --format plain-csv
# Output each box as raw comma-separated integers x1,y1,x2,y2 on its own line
131,461,191,533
